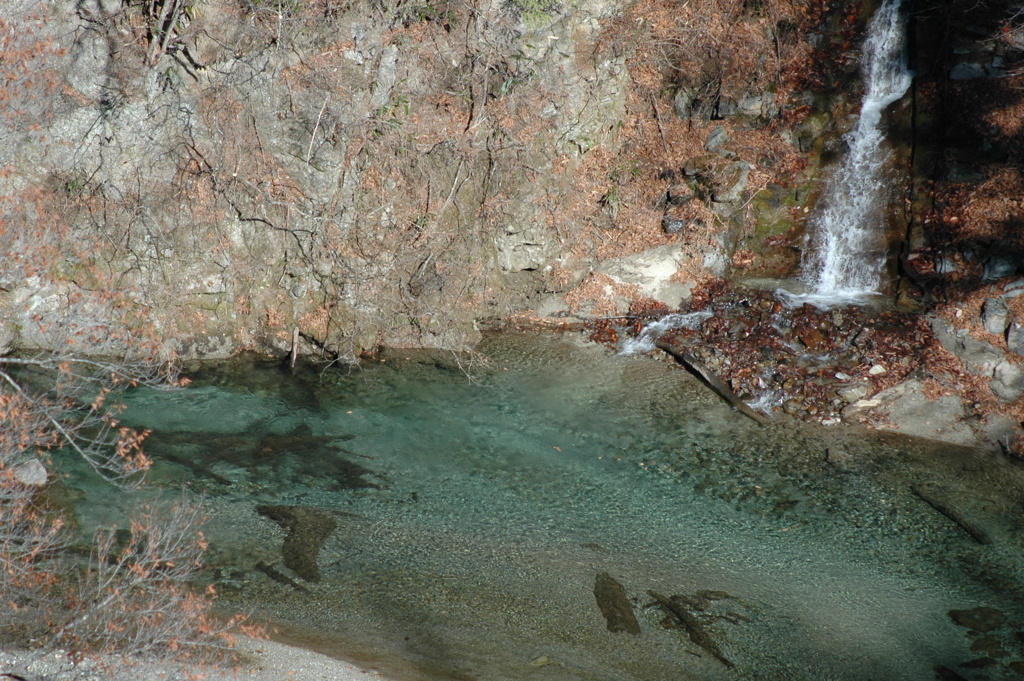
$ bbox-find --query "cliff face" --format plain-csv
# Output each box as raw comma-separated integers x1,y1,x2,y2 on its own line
4,0,1023,447
0,0,858,360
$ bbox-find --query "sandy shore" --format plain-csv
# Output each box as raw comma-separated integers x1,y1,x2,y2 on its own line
0,637,395,681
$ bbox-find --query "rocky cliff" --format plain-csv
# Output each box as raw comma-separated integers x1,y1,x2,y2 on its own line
3,0,1024,451
0,0,852,359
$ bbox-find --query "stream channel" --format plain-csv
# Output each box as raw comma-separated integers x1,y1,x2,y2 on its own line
63,333,1024,680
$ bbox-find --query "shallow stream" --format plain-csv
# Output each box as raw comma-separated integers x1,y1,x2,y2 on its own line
63,333,1024,680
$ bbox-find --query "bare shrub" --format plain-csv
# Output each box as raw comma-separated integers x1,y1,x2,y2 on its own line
54,496,258,666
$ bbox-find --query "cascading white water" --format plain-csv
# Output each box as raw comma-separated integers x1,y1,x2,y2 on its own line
799,0,912,306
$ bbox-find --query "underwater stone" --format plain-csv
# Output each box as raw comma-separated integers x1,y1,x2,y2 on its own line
257,505,338,582
949,606,1006,632
593,572,641,635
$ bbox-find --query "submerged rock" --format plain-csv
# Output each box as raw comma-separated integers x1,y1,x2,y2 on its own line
593,572,641,635
256,505,338,582
949,606,1007,633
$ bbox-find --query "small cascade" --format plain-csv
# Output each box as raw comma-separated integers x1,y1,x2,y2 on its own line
618,311,712,355
798,0,913,307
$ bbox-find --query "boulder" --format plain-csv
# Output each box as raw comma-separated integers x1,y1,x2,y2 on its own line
843,379,976,447
930,318,1004,376
13,460,47,486
982,297,1011,335
711,161,750,204
1007,321,1024,356
990,361,1024,402
705,125,730,152
597,244,695,308
0,318,17,356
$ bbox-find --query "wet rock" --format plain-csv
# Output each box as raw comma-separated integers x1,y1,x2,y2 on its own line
782,399,802,416
960,657,999,668
798,327,825,350
934,666,969,681
949,606,1007,632
647,590,735,668
950,62,986,80
991,361,1024,402
970,636,1007,657
982,297,1012,334
256,505,338,582
593,572,641,635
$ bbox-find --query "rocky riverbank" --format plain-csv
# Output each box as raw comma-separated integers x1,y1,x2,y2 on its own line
567,277,1024,455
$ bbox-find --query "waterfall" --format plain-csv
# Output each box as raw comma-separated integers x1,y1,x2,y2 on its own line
798,0,912,306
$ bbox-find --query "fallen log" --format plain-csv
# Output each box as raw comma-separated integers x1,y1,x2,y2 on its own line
911,485,992,545
654,339,767,426
594,572,641,635
647,590,734,668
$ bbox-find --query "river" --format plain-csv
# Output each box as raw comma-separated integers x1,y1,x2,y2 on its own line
55,332,1024,681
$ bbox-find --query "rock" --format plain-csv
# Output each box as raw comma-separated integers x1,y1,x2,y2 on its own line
970,636,1006,657
982,297,1012,334
673,86,699,119
714,97,737,118
990,361,1024,402
661,216,685,234
593,572,641,635
950,62,986,80
985,253,1020,281
930,318,1004,376
736,92,765,117
782,399,802,415
1009,660,1024,676
666,185,694,206
705,126,729,152
711,161,750,204
12,459,47,486
0,318,18,356
843,379,975,447
597,244,695,308
868,364,887,376
837,384,869,402
949,606,1006,632
495,223,553,272
1007,322,1024,356
256,505,338,582
798,327,825,350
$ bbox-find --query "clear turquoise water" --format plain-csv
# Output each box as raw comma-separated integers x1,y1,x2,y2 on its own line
65,333,1024,680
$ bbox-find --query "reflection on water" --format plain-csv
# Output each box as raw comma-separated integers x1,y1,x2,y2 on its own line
62,333,1024,681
